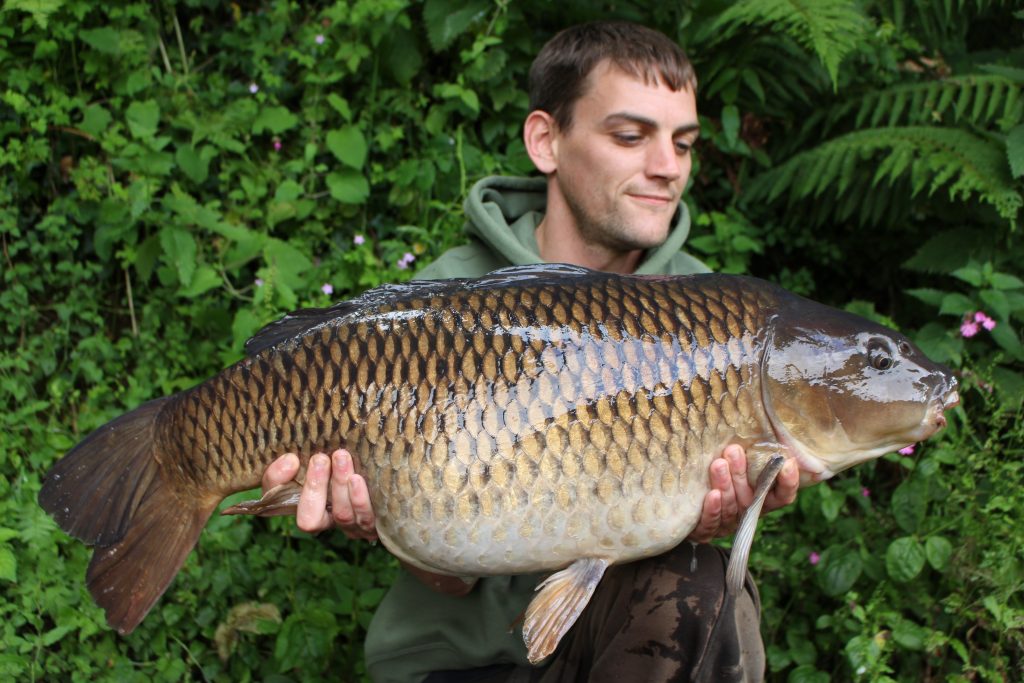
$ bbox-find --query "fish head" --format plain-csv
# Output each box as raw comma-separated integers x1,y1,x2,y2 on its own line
762,301,959,483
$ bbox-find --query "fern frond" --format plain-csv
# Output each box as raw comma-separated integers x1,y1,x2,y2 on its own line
746,126,1023,225
711,0,870,87
840,75,1022,132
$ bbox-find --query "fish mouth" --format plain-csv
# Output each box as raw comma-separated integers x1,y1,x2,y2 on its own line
922,382,960,434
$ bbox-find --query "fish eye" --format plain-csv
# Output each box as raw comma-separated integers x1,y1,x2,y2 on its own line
868,340,894,370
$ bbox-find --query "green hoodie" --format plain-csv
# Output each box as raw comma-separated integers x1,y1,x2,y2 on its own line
363,175,709,683
415,176,710,280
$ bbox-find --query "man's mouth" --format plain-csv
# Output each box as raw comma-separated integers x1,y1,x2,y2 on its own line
626,193,675,206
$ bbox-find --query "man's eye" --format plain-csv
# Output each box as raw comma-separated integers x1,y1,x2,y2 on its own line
613,133,642,144
675,141,693,154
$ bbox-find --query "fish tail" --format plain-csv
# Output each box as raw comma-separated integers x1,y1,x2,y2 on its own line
38,396,219,634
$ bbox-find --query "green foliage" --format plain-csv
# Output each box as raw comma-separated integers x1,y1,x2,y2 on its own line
1,0,1022,681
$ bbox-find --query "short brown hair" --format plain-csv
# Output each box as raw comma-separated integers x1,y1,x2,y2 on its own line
528,21,697,131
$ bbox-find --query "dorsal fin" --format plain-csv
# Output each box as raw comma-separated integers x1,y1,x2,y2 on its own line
243,263,602,356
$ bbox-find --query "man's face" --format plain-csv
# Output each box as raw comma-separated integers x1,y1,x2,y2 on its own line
548,61,699,253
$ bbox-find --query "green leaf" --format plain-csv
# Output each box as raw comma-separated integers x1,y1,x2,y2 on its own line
80,105,112,137
886,537,926,582
264,238,312,290
126,100,160,139
327,94,352,121
1007,124,1024,179
787,665,830,683
904,288,946,307
176,144,212,184
5,0,65,28
326,169,370,204
422,0,489,52
990,272,1024,290
326,127,368,169
159,227,198,287
818,484,843,522
179,265,221,298
78,26,121,54
892,620,928,651
989,322,1024,360
938,292,973,316
891,479,927,533
925,536,953,571
253,106,299,135
820,547,862,596
722,105,741,147
0,546,16,581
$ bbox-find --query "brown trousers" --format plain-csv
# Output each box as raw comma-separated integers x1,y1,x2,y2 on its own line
424,543,765,683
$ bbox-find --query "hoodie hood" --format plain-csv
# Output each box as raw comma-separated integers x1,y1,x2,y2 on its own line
463,176,701,275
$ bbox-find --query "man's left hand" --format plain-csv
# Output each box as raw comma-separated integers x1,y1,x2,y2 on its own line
687,444,799,544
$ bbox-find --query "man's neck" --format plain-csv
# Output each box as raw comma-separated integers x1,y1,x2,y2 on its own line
534,218,644,274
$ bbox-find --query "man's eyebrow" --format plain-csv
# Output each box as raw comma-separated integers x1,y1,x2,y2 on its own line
603,112,700,137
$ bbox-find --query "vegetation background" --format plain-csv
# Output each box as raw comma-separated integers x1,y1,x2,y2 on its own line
1,0,1022,680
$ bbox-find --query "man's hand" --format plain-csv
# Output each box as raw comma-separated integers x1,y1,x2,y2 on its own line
687,445,799,544
262,449,378,540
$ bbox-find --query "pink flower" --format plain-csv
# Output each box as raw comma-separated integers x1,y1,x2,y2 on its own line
273,137,282,152
960,320,979,338
396,251,417,269
321,283,334,295
254,278,264,287
249,82,259,94
396,258,409,270
861,487,871,498
974,311,997,330
353,235,365,245
809,552,821,566
315,34,326,45
898,445,915,456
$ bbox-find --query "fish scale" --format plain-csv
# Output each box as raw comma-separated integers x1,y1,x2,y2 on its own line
39,264,958,666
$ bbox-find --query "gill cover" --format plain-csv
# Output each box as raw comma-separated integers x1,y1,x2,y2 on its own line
761,296,955,480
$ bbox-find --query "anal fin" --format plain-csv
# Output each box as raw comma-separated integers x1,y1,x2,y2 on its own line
222,482,304,517
725,453,786,595
522,557,610,664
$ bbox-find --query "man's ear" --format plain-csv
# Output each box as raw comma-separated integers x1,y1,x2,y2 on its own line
523,110,558,174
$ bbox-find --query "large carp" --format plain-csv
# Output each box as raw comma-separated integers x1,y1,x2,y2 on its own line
39,264,958,664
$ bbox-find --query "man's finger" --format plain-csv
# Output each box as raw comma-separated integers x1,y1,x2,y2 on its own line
330,449,357,528
296,452,332,532
688,489,722,544
263,453,299,492
348,475,379,541
725,445,753,509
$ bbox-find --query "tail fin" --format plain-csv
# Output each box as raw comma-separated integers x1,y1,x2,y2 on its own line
39,397,219,634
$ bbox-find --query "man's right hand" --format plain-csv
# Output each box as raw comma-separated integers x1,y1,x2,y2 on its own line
263,449,378,540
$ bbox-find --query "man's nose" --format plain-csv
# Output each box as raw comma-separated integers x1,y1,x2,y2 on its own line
646,138,682,180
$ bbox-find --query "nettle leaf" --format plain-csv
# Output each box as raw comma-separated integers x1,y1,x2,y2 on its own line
176,144,215,184
77,26,121,54
159,226,198,287
0,546,16,582
126,99,160,139
422,0,490,52
891,479,927,533
326,126,368,169
253,106,299,135
79,104,111,137
886,537,926,582
326,169,370,204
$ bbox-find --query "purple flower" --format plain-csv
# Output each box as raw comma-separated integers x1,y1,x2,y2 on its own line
809,552,821,566
960,320,979,338
396,251,417,270
273,137,282,152
403,252,416,263
321,283,334,295
898,444,915,456
254,278,264,287
315,34,326,45
396,258,409,270
353,235,365,246
249,82,259,94
861,487,871,498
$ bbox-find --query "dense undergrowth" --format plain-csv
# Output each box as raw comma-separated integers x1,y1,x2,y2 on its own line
1,1,1022,681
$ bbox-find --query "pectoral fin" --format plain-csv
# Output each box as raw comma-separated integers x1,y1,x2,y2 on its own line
222,482,304,517
522,557,610,664
725,452,786,595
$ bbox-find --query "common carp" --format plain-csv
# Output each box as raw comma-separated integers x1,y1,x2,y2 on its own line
39,264,958,664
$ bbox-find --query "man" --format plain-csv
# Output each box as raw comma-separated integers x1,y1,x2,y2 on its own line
264,22,799,682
